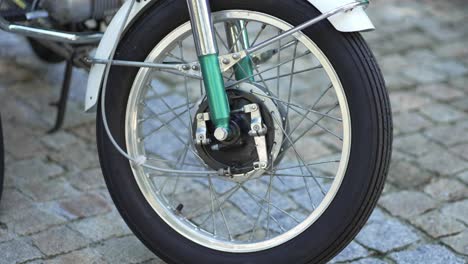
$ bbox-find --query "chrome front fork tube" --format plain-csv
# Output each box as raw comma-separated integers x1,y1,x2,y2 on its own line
186,0,231,141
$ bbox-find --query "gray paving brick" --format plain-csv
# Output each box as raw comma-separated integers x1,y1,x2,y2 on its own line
356,219,420,253
453,98,468,113
451,143,468,161
44,248,107,264
387,160,431,188
441,230,468,256
2,126,47,159
379,191,438,219
394,134,438,157
423,178,468,202
441,199,468,225
94,236,154,264
403,65,446,84
434,41,468,58
0,227,15,244
5,158,64,186
41,131,80,150
51,193,112,220
419,103,466,123
68,211,132,243
350,258,387,264
424,124,468,146
49,141,100,170
0,238,43,264
393,112,432,135
431,60,468,77
416,147,468,175
390,244,465,264
458,171,468,185
410,210,465,238
31,226,89,256
416,83,465,102
384,74,416,91
66,168,106,192
18,177,80,202
389,91,433,113
330,241,370,263
2,205,66,236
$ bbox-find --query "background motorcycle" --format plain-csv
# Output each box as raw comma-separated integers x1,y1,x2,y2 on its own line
0,0,392,263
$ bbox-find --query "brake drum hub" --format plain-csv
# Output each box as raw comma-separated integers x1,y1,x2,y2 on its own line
193,82,286,182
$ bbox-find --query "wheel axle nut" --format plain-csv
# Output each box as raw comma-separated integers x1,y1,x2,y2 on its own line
214,127,229,141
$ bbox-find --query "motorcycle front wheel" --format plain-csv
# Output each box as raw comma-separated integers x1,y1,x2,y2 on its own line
97,0,392,263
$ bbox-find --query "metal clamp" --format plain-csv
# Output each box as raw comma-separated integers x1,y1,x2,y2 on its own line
218,50,248,73
195,112,211,145
244,104,268,170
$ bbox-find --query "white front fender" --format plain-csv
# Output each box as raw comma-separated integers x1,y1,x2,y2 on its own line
85,0,374,111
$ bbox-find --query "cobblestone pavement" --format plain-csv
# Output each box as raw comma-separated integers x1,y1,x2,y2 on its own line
0,0,468,263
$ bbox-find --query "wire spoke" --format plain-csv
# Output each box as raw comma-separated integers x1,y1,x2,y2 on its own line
276,160,340,171
262,65,323,82
229,50,312,87
287,83,333,136
249,176,273,242
288,106,343,141
249,90,342,122
271,114,326,195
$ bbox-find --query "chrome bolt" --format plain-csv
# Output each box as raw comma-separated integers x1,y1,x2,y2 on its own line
214,127,229,141
250,104,258,111
197,114,204,120
253,125,261,131
182,65,190,71
222,58,231,65
191,65,199,71
232,53,241,60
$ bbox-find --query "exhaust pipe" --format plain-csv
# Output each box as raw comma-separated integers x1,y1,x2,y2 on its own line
0,15,102,44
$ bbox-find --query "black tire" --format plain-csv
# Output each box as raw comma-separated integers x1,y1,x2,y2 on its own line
0,115,4,202
27,38,65,64
97,0,392,263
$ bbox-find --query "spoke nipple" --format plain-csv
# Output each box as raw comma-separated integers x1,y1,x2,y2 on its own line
222,58,231,65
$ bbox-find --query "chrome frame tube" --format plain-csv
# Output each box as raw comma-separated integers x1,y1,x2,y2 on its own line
186,0,218,56
0,15,102,44
225,20,248,53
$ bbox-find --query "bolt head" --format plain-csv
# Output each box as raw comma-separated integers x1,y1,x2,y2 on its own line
251,105,258,111
182,65,190,71
222,58,231,65
232,53,241,60
214,127,229,141
191,65,199,71
253,125,261,131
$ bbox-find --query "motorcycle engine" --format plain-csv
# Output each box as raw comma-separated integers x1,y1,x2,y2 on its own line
40,0,124,24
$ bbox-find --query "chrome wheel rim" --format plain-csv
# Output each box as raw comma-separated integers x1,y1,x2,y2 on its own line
125,10,351,253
